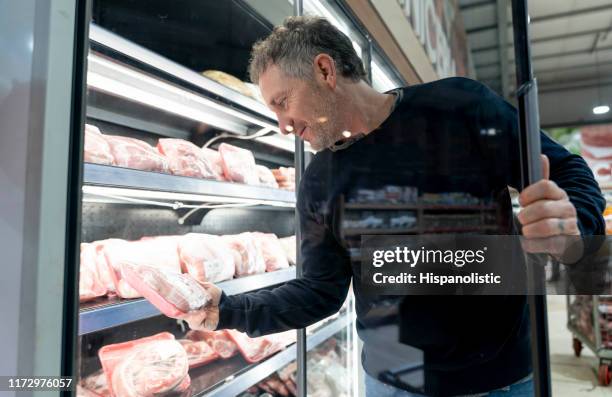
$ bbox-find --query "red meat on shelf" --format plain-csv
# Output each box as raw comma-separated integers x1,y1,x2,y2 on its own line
157,138,222,180
218,143,260,185
122,263,211,317
79,243,108,302
177,339,219,369
201,147,226,181
104,135,169,173
177,233,235,283
252,232,290,272
225,330,287,363
222,232,266,277
186,329,239,359
98,332,190,397
256,165,279,188
84,124,114,165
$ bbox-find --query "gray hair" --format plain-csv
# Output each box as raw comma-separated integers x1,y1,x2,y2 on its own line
249,15,367,84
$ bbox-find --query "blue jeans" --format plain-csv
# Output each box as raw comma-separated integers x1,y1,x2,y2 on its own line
365,372,534,397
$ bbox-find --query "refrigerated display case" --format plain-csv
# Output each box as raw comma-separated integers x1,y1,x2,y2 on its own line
69,1,408,396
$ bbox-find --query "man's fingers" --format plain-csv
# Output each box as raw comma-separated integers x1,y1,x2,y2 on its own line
522,217,580,238
517,199,576,225
518,179,567,207
541,154,550,180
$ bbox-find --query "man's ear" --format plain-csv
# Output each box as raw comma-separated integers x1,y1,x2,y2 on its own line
313,53,336,89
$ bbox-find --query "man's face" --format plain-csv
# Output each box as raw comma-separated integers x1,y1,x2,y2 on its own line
259,64,343,151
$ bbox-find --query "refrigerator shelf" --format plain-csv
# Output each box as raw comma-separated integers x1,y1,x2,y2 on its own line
198,313,350,397
82,163,296,205
79,267,296,335
343,203,496,211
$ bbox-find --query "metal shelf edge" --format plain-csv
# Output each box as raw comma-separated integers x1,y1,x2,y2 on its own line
78,268,296,335
83,163,296,204
200,313,351,397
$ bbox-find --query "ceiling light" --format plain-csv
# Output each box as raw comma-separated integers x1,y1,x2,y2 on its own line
593,105,610,115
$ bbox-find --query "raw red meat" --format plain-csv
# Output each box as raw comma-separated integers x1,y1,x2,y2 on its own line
177,233,235,283
222,233,266,277
272,167,296,191
122,263,211,317
225,330,293,363
201,148,226,181
256,165,279,188
105,135,169,173
252,232,289,272
102,238,182,299
98,333,190,397
157,138,219,179
84,124,114,165
81,370,110,397
218,143,260,185
89,239,124,295
177,339,219,369
79,243,107,302
186,330,239,359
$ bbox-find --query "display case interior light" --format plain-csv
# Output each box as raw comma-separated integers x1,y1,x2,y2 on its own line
87,54,280,136
255,133,315,153
82,185,295,208
593,105,610,115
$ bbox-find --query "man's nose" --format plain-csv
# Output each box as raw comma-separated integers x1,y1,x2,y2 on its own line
278,118,295,135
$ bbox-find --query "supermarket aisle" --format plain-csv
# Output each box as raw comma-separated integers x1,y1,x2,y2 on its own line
548,295,611,396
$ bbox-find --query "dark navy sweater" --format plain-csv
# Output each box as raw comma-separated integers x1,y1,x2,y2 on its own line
217,77,606,396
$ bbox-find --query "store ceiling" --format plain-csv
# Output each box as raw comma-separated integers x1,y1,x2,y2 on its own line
460,0,612,127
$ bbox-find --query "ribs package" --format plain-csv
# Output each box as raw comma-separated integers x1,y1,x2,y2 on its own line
79,243,108,302
157,138,221,180
84,124,114,165
218,143,260,185
98,333,190,397
102,237,182,299
122,263,211,318
105,135,169,173
222,233,266,277
177,339,219,369
225,330,295,363
252,232,290,272
185,329,238,359
256,165,279,188
177,233,235,283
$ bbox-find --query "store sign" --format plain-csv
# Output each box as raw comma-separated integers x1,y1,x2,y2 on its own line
398,0,468,78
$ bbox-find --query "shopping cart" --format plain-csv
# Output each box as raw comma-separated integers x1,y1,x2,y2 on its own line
567,295,612,386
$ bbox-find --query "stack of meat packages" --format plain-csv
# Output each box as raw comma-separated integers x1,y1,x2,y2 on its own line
580,125,611,184
79,232,295,303
79,329,296,396
84,124,280,187
570,295,612,348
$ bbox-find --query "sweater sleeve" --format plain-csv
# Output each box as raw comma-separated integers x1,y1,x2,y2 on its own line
215,174,352,337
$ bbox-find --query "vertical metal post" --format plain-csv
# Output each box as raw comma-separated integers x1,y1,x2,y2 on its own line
511,1,551,396
293,3,307,397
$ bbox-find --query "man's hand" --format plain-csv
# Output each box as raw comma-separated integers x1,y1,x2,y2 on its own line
178,282,223,331
517,154,583,262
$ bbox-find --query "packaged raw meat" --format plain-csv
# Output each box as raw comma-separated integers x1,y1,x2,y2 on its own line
186,330,239,359
98,333,190,397
81,370,110,397
157,138,219,179
84,124,114,165
225,330,286,363
278,236,297,266
252,233,289,272
272,167,296,191
256,165,279,188
177,339,219,369
201,148,226,181
122,263,211,317
89,239,124,294
105,135,169,173
178,233,235,283
218,143,260,185
222,233,266,277
102,238,182,299
77,386,103,397
79,243,107,302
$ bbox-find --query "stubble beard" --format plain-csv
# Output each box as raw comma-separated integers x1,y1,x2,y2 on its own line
308,91,343,151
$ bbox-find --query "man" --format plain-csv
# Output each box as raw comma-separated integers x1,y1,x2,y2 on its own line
181,16,606,396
